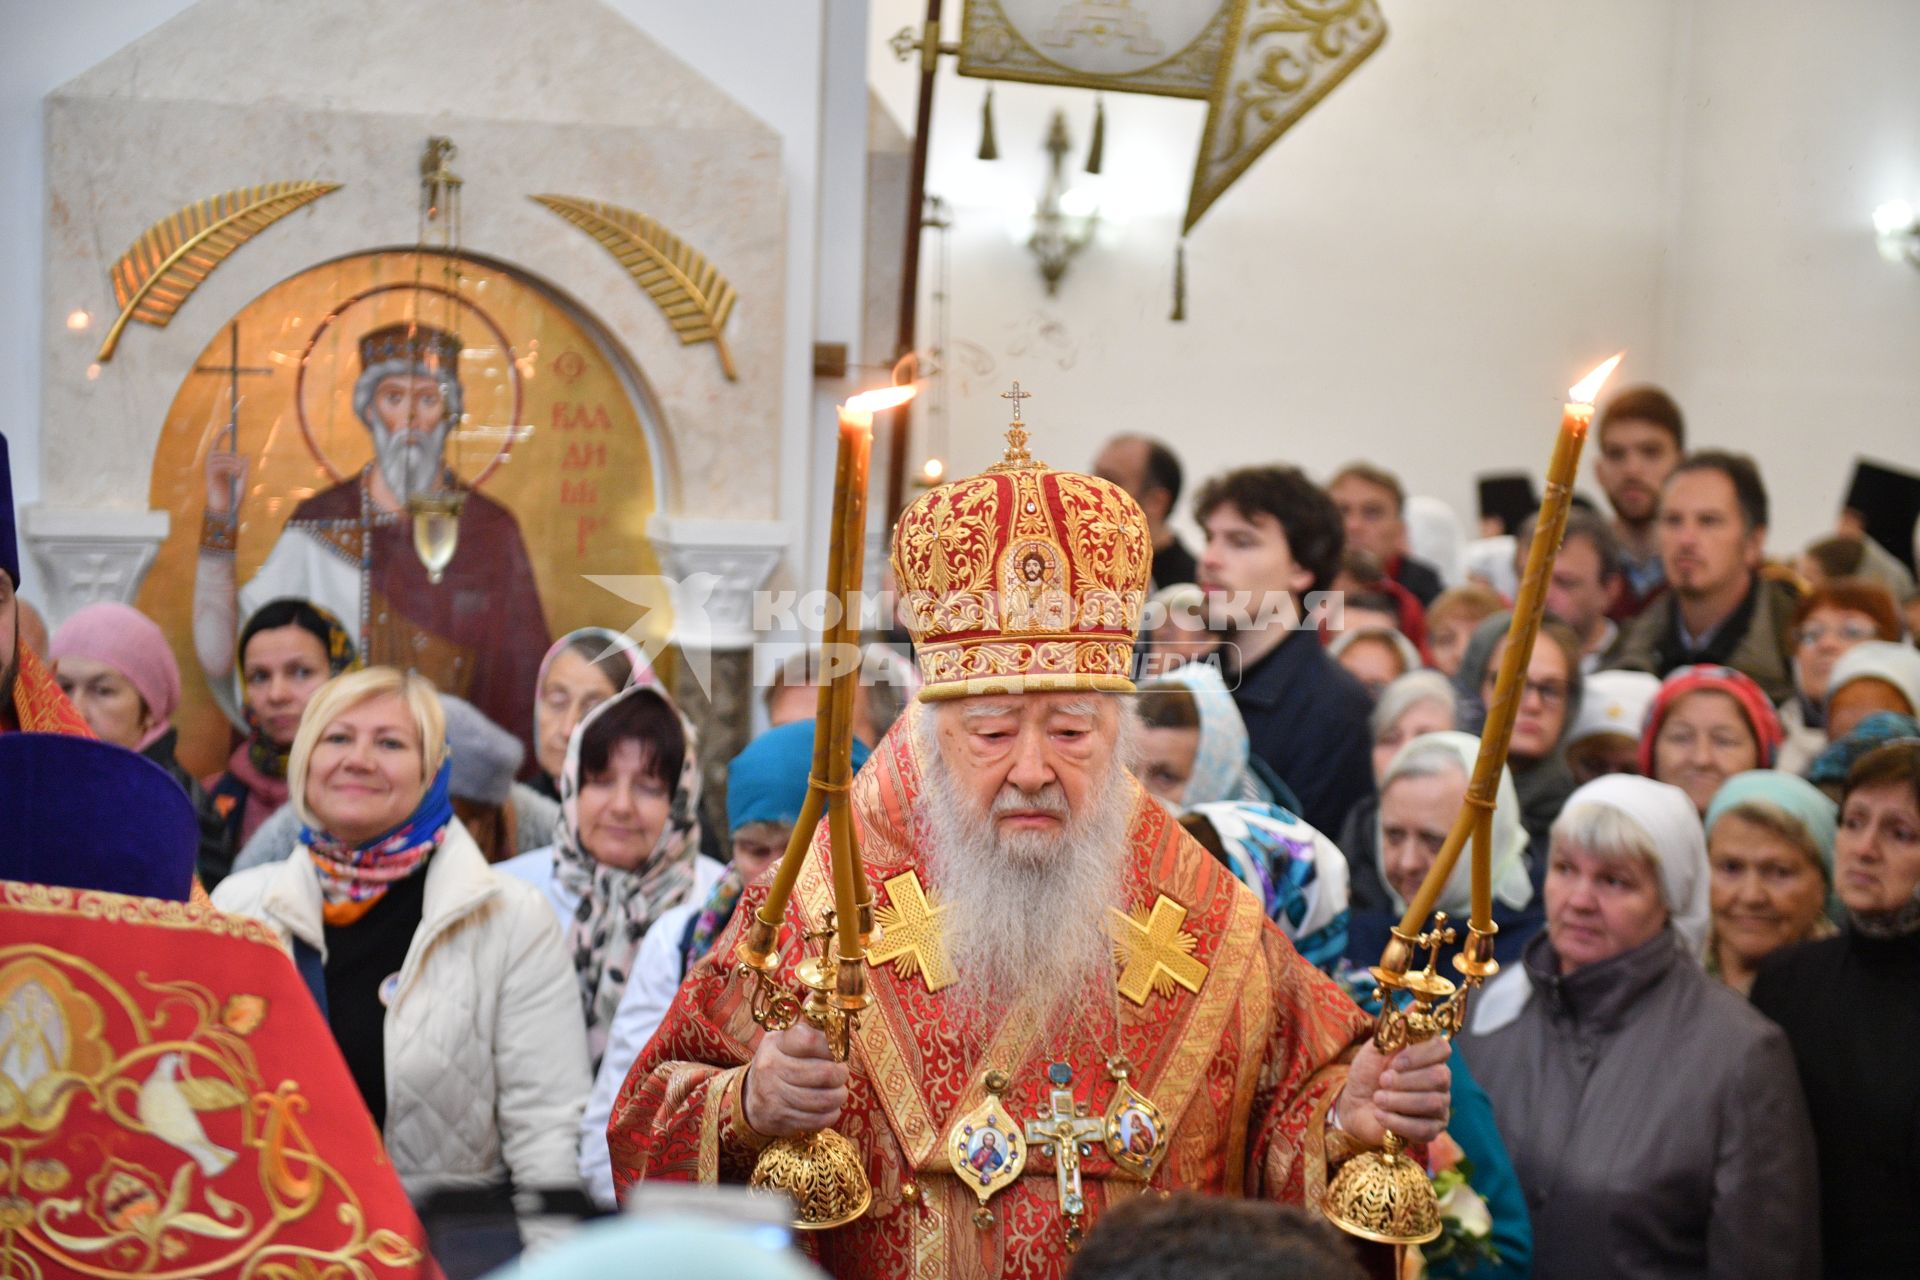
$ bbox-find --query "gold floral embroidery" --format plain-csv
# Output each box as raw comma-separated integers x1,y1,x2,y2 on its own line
0,936,422,1278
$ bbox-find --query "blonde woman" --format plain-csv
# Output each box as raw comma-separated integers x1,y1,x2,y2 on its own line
213,667,589,1208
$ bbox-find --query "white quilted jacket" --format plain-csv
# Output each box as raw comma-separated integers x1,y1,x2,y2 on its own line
211,820,591,1200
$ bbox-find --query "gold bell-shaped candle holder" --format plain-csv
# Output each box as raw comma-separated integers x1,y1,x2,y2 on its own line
737,914,873,1229
1323,354,1622,1269
1323,915,1478,1249
728,382,915,1230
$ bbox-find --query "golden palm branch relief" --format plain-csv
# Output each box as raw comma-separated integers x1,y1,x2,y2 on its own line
531,194,740,381
96,181,341,361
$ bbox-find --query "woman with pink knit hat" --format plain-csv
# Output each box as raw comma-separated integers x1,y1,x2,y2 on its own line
52,603,183,755
1639,664,1785,816
51,601,222,871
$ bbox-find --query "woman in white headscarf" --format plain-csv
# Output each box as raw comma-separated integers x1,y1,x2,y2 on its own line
1133,662,1301,813
1340,731,1539,973
1460,775,1819,1280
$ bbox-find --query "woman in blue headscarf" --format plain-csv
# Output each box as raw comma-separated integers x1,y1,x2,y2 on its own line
1703,770,1838,994
1134,662,1301,813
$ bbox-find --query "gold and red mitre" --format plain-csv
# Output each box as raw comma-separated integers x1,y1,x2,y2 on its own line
890,384,1152,701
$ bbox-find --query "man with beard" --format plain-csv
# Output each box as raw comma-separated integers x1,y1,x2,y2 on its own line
192,323,548,755
0,433,91,736
608,408,1450,1279
1592,385,1684,621
1612,451,1800,704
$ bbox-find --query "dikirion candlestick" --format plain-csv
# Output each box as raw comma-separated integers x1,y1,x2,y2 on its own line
729,382,917,1232
1328,353,1625,1266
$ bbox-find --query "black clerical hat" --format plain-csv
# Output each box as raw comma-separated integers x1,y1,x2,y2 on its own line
1478,473,1539,537
1842,458,1920,577
0,735,198,900
1,431,17,587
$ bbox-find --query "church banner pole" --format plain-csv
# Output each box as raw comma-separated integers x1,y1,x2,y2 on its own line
883,0,945,529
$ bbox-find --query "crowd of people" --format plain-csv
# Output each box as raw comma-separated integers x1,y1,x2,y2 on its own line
2,383,1917,1279
1093,394,1919,1279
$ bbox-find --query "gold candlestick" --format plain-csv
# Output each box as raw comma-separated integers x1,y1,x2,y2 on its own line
1327,353,1623,1259
732,382,915,1231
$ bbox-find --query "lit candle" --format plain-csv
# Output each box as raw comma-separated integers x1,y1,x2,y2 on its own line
743,384,917,972
1397,354,1622,938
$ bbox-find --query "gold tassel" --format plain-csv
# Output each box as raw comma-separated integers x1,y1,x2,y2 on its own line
1086,95,1105,174
978,88,999,161
1170,239,1187,322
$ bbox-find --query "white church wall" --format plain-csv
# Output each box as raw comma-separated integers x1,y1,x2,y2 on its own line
1660,0,1920,553
1,0,198,607
867,0,1920,560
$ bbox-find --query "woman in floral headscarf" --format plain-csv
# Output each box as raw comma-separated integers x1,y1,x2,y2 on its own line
500,681,725,1071
1181,802,1349,969
1182,798,1532,1280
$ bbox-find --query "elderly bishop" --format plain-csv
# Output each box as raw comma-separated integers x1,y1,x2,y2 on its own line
608,398,1450,1278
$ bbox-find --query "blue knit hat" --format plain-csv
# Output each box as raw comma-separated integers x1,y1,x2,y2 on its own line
726,722,870,834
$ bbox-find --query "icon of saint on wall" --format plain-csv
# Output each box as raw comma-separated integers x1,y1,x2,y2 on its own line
193,319,549,754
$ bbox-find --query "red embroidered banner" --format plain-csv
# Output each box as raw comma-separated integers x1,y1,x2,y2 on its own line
0,880,436,1279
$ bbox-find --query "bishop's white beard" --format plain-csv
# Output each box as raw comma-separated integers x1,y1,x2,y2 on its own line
915,711,1136,1025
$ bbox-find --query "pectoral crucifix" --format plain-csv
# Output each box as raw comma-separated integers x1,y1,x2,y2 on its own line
1025,1065,1106,1252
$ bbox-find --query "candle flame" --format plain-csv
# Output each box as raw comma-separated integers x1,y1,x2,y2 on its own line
1568,353,1625,406
845,384,918,415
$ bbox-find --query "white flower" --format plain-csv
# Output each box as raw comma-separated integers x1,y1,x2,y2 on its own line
1437,1181,1493,1238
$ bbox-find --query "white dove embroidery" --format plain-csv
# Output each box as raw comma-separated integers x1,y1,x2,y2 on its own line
136,1052,236,1178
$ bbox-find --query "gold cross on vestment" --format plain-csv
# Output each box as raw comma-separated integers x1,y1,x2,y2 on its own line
1025,1085,1106,1246
867,870,954,992
1107,895,1209,1006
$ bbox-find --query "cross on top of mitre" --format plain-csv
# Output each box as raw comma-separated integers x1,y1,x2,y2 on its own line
996,381,1043,469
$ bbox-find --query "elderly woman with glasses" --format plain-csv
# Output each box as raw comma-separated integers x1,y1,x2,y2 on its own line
1775,581,1902,774
1461,774,1819,1280
1752,740,1920,1279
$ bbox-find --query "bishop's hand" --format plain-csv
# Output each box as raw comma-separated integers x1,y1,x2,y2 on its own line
743,1022,849,1139
1335,1037,1451,1147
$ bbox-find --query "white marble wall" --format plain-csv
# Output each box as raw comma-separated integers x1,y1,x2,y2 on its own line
38,0,789,552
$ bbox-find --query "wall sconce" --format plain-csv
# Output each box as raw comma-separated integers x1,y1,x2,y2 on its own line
1874,199,1919,268
1029,111,1099,295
